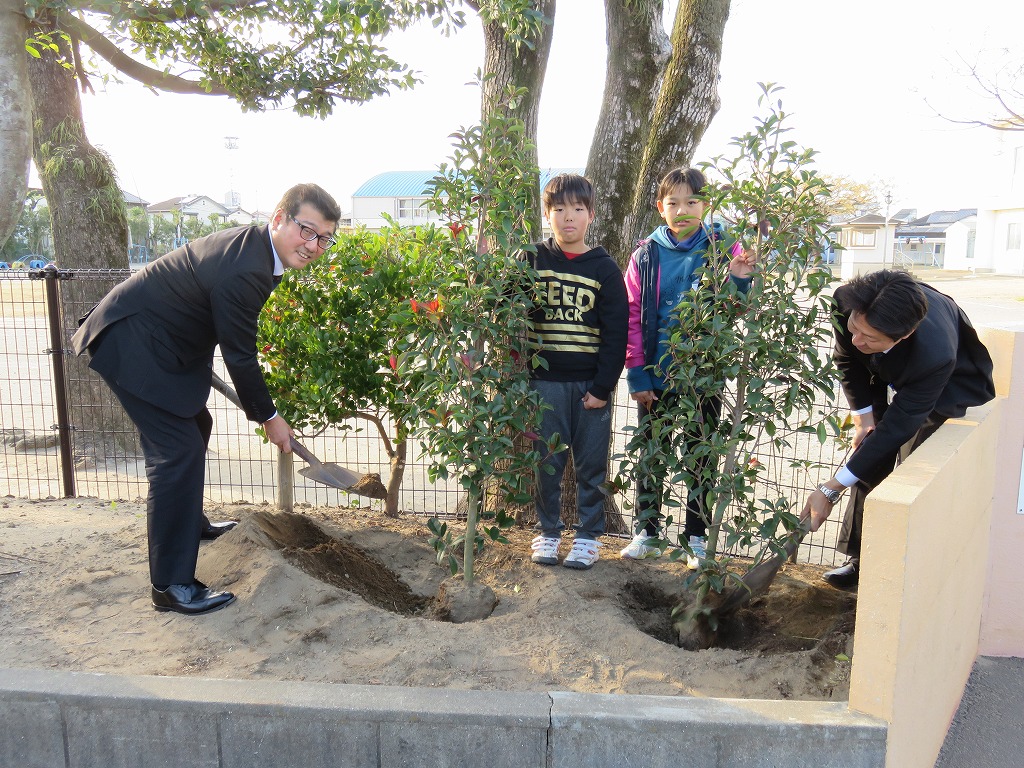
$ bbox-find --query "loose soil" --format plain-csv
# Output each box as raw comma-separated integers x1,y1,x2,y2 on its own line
0,496,855,700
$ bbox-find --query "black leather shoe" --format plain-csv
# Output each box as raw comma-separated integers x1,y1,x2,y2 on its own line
200,520,238,540
151,581,236,615
823,558,859,590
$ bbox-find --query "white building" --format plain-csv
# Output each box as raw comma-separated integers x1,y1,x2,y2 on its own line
146,194,259,226
837,214,899,279
974,133,1024,274
351,168,584,232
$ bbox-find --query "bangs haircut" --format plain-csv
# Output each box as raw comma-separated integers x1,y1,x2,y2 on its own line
276,183,342,225
543,173,595,213
658,167,707,201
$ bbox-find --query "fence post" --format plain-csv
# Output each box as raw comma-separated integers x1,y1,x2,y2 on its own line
38,265,75,497
277,451,294,513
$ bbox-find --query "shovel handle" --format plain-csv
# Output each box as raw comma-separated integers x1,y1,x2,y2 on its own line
288,437,318,465
209,371,243,410
210,372,321,463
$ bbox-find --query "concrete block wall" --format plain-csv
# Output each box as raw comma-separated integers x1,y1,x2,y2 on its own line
0,668,887,768
849,398,1002,768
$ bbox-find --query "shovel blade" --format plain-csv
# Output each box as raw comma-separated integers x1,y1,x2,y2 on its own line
297,462,363,491
717,530,807,616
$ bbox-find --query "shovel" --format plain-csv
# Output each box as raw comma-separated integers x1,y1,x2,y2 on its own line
715,522,810,616
717,444,856,615
209,371,363,492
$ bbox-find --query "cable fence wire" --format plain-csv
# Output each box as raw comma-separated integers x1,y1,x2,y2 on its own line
0,268,846,566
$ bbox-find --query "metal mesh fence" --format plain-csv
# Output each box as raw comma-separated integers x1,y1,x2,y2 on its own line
0,268,847,566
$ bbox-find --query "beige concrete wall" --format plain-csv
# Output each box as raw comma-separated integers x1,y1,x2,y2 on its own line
977,328,1024,655
848,400,1000,768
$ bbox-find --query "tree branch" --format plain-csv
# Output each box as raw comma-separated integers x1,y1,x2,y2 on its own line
59,12,229,96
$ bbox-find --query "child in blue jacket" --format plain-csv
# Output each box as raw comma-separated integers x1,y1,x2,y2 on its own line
619,167,754,566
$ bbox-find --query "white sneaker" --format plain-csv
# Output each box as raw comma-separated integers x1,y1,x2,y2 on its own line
563,539,601,570
685,535,707,569
531,535,561,565
620,532,663,560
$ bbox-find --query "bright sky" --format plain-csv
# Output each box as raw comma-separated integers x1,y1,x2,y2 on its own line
44,0,1022,218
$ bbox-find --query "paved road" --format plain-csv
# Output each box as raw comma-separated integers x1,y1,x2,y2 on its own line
911,270,1024,330
936,656,1024,768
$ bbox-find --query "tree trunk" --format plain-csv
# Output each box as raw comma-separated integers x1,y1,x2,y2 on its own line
28,37,137,457
0,0,31,249
27,37,130,271
588,0,732,266
385,438,407,518
479,0,556,237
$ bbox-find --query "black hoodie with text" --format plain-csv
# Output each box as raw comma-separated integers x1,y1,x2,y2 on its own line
526,238,628,401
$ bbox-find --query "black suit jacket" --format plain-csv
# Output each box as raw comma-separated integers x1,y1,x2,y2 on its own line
834,282,995,486
72,224,279,422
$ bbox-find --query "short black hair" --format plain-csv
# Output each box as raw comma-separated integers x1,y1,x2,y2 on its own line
542,173,594,213
838,270,929,339
276,183,341,225
658,168,707,200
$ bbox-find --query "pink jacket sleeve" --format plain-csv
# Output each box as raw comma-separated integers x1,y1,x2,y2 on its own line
624,250,647,370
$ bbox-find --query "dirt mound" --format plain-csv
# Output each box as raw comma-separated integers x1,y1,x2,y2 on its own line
244,511,428,615
0,498,855,700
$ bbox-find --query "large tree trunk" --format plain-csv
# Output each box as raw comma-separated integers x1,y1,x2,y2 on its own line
0,0,31,249
27,37,137,458
588,0,732,266
478,0,556,237
27,36,130,271
472,1,556,522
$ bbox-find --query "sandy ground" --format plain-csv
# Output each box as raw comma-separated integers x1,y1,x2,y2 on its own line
0,496,855,701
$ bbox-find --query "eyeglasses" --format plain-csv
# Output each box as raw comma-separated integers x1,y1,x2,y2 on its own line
291,217,336,250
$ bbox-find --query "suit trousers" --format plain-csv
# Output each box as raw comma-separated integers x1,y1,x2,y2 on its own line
837,411,947,559
101,374,213,586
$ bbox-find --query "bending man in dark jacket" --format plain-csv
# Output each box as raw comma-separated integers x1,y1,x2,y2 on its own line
72,183,341,614
803,270,995,589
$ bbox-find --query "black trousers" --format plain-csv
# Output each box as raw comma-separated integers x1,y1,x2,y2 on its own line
837,412,948,559
101,375,213,586
635,390,723,539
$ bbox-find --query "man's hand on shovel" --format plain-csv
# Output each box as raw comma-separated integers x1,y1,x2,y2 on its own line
262,414,295,453
802,489,834,533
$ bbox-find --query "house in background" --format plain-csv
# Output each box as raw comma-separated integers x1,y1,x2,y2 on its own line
836,213,899,279
146,194,258,226
974,135,1024,275
351,168,584,232
893,209,977,270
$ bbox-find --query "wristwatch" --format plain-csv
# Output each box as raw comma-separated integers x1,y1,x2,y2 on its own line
817,484,842,504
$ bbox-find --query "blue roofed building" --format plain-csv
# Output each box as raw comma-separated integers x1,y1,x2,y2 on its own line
351,168,585,232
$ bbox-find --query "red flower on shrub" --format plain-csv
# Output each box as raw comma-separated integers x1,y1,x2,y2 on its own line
448,222,465,238
411,298,442,315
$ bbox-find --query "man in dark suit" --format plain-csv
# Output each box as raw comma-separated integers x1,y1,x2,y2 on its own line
803,270,995,589
72,183,341,614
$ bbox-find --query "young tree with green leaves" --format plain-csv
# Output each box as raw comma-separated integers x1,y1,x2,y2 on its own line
258,226,444,517
394,87,554,590
617,85,845,645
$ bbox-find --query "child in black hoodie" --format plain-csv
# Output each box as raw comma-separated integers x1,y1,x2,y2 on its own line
526,173,628,569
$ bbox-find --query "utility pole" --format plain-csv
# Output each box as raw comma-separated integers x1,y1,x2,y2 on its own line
882,190,893,270
224,136,239,209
